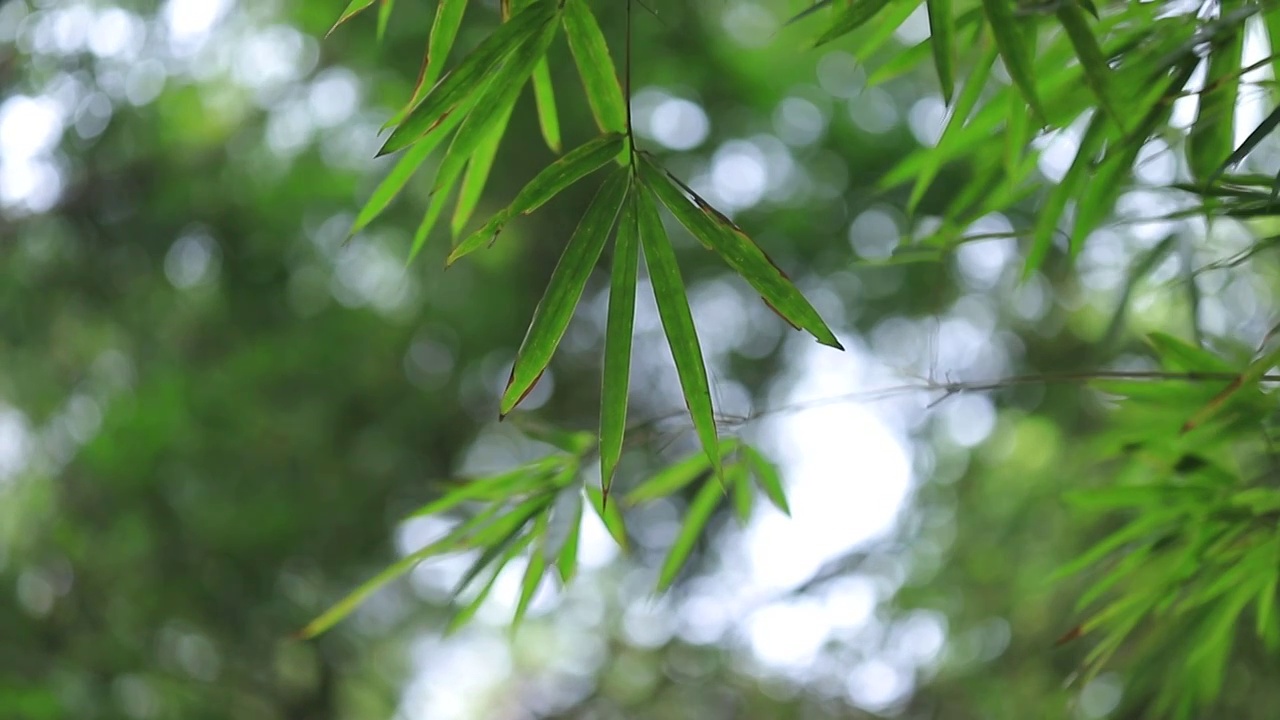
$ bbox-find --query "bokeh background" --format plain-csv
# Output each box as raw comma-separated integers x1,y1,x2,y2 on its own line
5,1,1279,718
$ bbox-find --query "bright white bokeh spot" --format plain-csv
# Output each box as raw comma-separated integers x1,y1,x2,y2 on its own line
0,407,33,486
1079,674,1124,719
308,68,360,128
774,97,827,146
817,52,866,99
847,659,912,711
849,88,899,134
165,233,220,289
907,96,947,147
649,97,710,151
164,0,232,48
0,95,65,159
850,207,903,260
939,394,996,448
745,600,830,669
710,140,768,209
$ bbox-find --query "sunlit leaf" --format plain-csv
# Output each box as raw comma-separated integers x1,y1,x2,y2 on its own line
981,0,1045,121
409,455,565,518
586,483,628,549
1056,0,1122,131
449,133,626,264
743,445,790,516
553,489,584,583
656,477,723,591
349,124,455,239
1146,332,1236,374
378,0,559,156
563,0,628,134
634,182,723,480
1188,2,1244,184
1026,110,1109,276
327,0,378,37
729,460,754,524
376,0,393,41
925,0,955,103
500,169,630,416
445,532,534,634
814,0,895,46
625,439,740,505
600,194,639,498
531,57,562,153
512,511,551,628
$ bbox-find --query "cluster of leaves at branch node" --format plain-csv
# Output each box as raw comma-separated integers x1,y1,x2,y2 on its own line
298,434,790,637
1055,332,1280,718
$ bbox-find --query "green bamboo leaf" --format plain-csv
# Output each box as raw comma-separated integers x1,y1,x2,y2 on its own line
451,494,555,594
512,512,551,628
1051,512,1178,582
866,38,933,88
1268,9,1280,104
553,489,584,583
1099,233,1179,349
640,158,844,350
907,40,996,213
376,0,394,41
635,183,723,481
1025,110,1109,276
730,461,754,524
297,498,518,638
327,0,378,37
1212,104,1280,184
814,0,895,46
531,57,563,153
656,477,723,591
1146,332,1236,373
586,484,628,549
451,113,507,238
563,0,628,134
349,125,452,239
600,194,640,498
409,456,564,518
743,445,790,516
501,169,630,416
1188,1,1244,184
1257,571,1278,639
423,0,469,90
1056,0,1123,132
444,532,534,634
449,133,626,264
407,87,521,261
379,0,558,156
926,0,955,103
625,439,742,505
854,1,952,65
980,0,1046,122
782,0,832,28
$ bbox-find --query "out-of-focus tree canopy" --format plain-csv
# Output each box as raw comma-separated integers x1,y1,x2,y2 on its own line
5,0,1280,719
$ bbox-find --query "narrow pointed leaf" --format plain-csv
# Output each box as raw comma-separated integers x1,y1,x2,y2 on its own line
563,0,627,134
854,1,946,64
640,158,843,350
385,0,470,131
1026,110,1109,276
783,0,832,28
451,110,508,237
379,0,558,156
730,461,754,524
1213,104,1280,184
1057,0,1123,132
586,484,628,549
981,0,1046,122
449,133,626,264
626,439,740,505
445,533,534,634
634,183,722,480
376,0,394,41
512,512,551,628
409,455,564,518
349,127,450,238
743,445,790,516
328,0,378,37
501,169,631,415
451,495,555,594
814,0,895,46
925,0,955,102
554,490,584,583
600,194,640,496
656,478,723,591
531,57,562,153
1188,3,1243,183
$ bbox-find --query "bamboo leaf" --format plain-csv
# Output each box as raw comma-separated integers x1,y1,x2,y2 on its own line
445,532,534,634
1026,111,1109,276
349,125,453,239
586,484,628,549
640,157,844,350
656,477,723,591
926,0,955,103
730,461,754,524
1213,104,1280,184
512,512,551,628
409,456,563,518
563,0,628,134
1146,332,1236,373
449,133,626,264
554,489,584,583
635,182,723,481
378,0,558,156
743,445,790,516
327,0,378,37
1188,0,1244,184
376,0,394,41
500,169,630,416
423,0,469,90
531,57,563,153
451,110,508,237
626,439,741,505
600,193,640,498
980,0,1046,122
1056,0,1123,132
814,0,895,46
